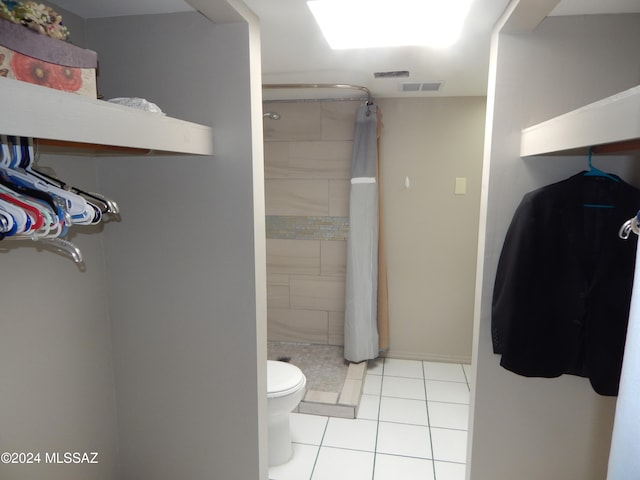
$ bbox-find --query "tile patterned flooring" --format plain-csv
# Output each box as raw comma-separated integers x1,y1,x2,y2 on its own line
269,357,472,480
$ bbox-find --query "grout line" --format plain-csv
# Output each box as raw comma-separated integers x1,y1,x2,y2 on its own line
423,378,469,384
377,418,467,431
316,444,377,454
427,399,471,407
462,364,472,391
308,416,330,480
370,357,384,480
422,361,438,480
435,459,467,466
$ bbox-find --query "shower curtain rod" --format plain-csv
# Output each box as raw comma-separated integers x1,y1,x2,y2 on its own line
262,83,373,104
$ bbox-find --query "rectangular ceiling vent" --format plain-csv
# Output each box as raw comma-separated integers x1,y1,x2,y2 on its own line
374,70,410,79
402,83,421,92
402,82,442,92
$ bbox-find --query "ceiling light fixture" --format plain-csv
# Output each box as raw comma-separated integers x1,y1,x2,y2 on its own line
307,0,473,50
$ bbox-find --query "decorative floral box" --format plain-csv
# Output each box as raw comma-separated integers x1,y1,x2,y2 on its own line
0,18,97,97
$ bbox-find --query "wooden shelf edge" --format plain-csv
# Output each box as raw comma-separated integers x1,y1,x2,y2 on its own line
0,77,214,156
592,139,640,155
520,85,640,157
37,139,153,156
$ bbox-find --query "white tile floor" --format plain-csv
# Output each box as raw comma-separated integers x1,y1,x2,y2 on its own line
269,357,472,480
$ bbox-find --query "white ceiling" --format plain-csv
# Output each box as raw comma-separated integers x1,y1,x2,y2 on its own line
50,0,640,99
250,0,509,99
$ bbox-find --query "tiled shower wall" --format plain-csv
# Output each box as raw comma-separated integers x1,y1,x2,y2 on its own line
264,100,360,346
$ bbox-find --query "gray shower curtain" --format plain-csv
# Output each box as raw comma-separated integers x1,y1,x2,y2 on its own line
344,103,380,363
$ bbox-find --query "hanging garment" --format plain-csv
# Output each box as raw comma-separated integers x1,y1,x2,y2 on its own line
344,104,379,363
492,172,640,396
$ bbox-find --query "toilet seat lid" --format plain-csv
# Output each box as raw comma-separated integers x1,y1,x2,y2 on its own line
267,360,306,398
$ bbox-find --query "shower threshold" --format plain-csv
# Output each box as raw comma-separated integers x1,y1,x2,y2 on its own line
296,361,366,419
267,342,367,418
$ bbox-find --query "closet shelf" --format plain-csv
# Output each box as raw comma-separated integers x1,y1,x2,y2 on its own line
521,85,640,157
0,77,213,156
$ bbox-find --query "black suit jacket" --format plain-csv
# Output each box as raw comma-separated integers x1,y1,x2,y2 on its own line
492,172,640,396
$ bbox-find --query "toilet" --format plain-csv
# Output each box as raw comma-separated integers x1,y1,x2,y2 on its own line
267,360,307,466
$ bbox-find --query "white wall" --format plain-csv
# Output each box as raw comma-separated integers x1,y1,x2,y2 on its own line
88,11,266,480
378,97,486,362
0,4,265,479
0,155,118,480
0,7,118,480
469,12,640,480
261,96,485,362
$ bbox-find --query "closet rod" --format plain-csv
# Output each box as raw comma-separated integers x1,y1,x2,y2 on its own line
263,83,373,104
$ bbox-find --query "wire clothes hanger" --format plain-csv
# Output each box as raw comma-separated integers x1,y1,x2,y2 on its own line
619,211,640,240
30,138,120,218
0,135,119,266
